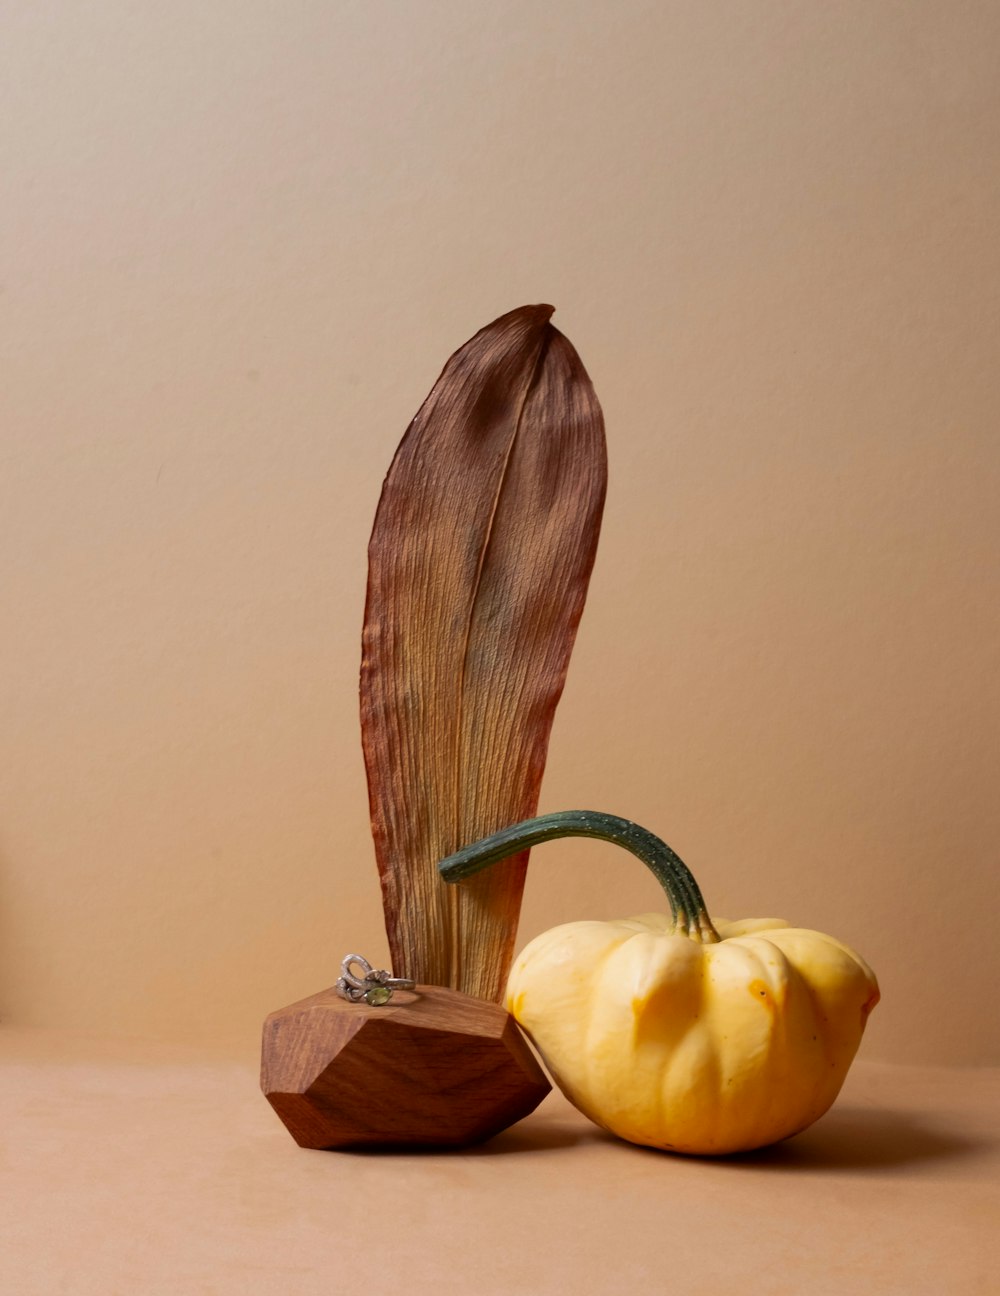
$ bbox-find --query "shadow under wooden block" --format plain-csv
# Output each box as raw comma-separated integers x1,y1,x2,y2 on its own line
261,984,551,1150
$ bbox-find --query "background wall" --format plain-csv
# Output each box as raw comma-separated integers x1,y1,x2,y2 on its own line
2,1,998,1065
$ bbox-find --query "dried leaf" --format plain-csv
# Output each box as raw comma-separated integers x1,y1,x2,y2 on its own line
360,305,606,1000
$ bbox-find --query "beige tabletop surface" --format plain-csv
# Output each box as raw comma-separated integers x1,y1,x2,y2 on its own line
2,1028,998,1296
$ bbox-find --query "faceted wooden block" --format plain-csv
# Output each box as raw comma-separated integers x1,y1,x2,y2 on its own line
261,984,551,1150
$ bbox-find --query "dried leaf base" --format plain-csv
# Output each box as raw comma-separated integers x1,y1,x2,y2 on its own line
261,984,551,1150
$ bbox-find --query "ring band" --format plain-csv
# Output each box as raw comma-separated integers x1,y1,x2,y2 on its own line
336,954,416,1006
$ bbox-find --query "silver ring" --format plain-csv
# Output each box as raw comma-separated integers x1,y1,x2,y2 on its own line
335,954,416,1006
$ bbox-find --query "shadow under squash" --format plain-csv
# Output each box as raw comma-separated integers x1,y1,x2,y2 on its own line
330,1103,982,1168
719,1105,979,1173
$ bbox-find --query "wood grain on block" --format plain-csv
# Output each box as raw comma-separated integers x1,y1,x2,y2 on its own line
261,984,551,1150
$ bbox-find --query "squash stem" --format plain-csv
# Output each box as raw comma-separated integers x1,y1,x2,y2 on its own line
438,810,721,944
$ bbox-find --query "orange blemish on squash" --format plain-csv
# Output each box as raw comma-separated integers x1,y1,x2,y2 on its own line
749,979,775,1012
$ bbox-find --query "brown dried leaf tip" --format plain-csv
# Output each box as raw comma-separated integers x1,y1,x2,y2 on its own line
360,305,607,1001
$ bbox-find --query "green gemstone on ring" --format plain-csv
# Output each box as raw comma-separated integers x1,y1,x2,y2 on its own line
365,984,391,1006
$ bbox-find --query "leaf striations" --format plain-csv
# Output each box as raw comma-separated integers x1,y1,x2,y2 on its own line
360,305,606,1001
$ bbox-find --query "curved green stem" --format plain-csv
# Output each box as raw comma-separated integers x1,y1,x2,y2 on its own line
438,810,720,944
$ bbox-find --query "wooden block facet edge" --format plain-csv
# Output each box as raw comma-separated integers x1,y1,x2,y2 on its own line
261,984,550,1150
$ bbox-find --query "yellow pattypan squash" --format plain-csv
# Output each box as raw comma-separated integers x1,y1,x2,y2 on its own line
439,810,879,1156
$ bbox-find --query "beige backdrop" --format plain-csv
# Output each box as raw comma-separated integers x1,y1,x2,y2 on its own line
2,1,998,1065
